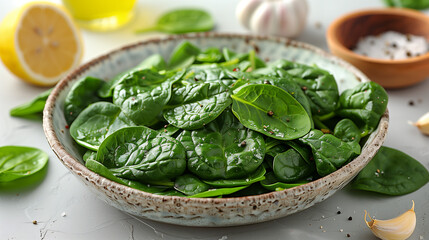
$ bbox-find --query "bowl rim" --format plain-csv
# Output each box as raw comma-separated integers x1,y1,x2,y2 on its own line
327,7,429,65
43,32,389,205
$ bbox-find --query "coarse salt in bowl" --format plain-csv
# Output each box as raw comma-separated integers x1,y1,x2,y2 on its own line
327,8,429,88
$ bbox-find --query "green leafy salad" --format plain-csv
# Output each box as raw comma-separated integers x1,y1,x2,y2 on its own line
61,41,398,198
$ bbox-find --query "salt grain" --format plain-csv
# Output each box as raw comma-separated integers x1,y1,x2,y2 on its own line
353,31,428,60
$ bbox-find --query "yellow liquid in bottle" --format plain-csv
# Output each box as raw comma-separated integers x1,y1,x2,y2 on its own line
62,0,137,31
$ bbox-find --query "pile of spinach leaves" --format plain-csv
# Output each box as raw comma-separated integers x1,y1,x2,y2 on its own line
56,41,427,198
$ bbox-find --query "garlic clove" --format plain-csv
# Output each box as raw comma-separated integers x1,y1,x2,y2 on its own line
413,112,429,135
249,2,275,35
364,200,416,240
236,0,263,29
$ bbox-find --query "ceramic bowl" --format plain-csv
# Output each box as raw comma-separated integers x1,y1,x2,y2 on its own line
43,33,389,227
327,8,429,88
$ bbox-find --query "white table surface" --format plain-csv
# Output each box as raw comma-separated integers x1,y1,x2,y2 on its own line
1,0,429,239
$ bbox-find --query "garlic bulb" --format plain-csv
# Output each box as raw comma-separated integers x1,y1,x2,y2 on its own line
364,201,416,240
413,112,429,135
236,0,308,38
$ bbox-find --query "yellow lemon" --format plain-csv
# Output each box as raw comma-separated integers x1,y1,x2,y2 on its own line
0,2,83,86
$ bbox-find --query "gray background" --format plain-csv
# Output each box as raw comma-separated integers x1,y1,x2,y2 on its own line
1,0,428,239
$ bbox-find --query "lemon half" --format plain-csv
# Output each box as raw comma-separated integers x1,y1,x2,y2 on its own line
0,2,83,86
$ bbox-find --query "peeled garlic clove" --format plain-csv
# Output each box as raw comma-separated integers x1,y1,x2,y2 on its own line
364,200,416,240
413,112,429,135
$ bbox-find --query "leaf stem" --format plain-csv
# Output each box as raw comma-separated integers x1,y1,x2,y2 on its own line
317,112,336,121
313,116,330,131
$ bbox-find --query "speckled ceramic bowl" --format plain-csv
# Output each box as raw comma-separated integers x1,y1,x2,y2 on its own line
43,33,389,227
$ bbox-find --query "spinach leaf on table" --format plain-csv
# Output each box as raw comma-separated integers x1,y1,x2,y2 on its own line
64,76,105,125
174,174,210,196
383,0,429,9
0,146,48,183
352,146,429,195
176,109,265,180
163,69,234,130
10,89,52,119
113,69,183,126
136,9,214,34
299,129,355,177
336,82,388,137
231,84,311,140
273,149,314,182
70,102,136,151
96,126,187,182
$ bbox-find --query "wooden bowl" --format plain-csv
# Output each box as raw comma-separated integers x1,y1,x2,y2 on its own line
327,8,429,88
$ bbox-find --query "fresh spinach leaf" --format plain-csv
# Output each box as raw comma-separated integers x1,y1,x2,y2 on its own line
336,82,388,137
134,54,167,71
273,149,314,182
227,182,271,197
265,140,289,158
156,124,180,136
231,84,311,140
113,69,183,126
98,54,167,98
163,69,233,130
187,186,248,198
352,146,429,195
203,166,266,187
174,174,210,196
177,109,265,180
64,76,105,125
255,60,339,116
260,172,307,191
168,42,201,70
83,150,97,163
96,126,187,182
285,140,313,165
85,159,166,194
299,130,355,177
156,189,186,197
70,102,136,151
232,76,313,127
136,9,214,34
0,146,48,183
10,89,52,118
333,118,361,154
196,47,223,63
